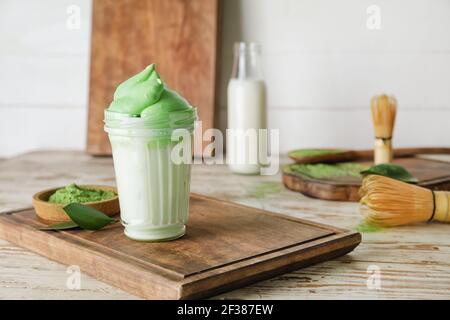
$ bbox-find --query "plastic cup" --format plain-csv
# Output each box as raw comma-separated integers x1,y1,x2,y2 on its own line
104,110,196,241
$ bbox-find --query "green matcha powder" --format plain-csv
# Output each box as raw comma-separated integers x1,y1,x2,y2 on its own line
48,183,115,205
284,162,367,180
288,149,345,158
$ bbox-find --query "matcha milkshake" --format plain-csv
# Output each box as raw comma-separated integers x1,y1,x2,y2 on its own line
104,64,196,241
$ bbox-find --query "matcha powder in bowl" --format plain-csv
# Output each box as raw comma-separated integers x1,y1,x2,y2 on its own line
48,184,116,205
284,162,368,180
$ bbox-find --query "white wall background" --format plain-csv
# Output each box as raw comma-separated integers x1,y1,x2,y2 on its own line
0,0,91,157
1,0,449,157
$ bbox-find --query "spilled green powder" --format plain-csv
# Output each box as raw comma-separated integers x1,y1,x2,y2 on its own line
48,184,115,205
354,222,383,233
284,162,367,180
246,182,283,198
288,149,346,158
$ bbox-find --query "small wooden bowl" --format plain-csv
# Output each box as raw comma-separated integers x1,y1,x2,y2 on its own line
32,185,120,224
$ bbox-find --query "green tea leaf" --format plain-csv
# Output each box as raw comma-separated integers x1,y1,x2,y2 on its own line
39,220,79,231
360,163,418,183
63,203,116,230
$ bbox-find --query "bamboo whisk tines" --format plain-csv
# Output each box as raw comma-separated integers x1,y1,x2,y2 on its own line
359,175,450,227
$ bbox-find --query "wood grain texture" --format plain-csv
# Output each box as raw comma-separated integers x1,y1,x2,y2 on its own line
0,197,359,299
1,151,450,299
283,157,450,202
87,0,220,155
288,147,450,164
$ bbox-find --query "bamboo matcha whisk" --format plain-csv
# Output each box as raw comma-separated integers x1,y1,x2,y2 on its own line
359,175,450,227
371,95,397,164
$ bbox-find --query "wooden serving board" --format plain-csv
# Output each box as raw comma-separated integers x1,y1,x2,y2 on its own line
283,157,450,202
0,194,360,300
87,0,220,156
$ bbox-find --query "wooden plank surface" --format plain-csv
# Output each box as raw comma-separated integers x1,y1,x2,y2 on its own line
0,151,450,299
87,0,220,155
0,201,358,299
283,157,450,201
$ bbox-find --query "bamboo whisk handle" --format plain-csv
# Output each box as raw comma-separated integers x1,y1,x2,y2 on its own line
432,191,450,223
374,138,392,164
371,94,397,165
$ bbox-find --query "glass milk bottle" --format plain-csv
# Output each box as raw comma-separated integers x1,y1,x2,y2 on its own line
227,42,267,174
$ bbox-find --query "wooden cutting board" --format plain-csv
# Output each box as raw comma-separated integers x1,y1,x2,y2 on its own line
87,0,220,156
0,194,360,300
283,157,450,202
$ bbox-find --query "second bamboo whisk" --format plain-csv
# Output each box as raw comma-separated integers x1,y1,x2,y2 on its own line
360,175,450,227
371,95,397,164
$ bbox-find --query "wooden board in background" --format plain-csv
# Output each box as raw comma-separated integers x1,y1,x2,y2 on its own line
87,0,220,156
0,194,360,300
283,157,450,202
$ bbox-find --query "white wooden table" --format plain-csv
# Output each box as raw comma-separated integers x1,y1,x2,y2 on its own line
1,151,449,299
